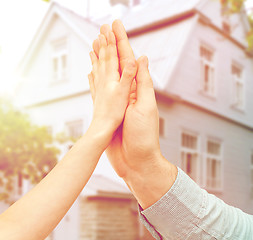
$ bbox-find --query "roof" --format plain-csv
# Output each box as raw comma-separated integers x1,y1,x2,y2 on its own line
18,2,99,76
19,0,250,76
81,174,133,199
17,0,251,106
18,1,199,92
18,0,205,75
56,4,99,41
129,15,197,90
94,0,202,32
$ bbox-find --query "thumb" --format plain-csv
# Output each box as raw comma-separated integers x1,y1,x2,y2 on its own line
136,56,155,104
120,59,137,89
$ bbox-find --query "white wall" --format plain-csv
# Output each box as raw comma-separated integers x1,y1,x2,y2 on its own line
17,15,92,108
158,100,253,214
168,19,253,128
199,0,249,46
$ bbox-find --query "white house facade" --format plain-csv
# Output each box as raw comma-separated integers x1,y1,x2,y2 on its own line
15,0,253,239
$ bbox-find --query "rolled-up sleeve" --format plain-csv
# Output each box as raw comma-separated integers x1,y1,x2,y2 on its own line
139,167,253,240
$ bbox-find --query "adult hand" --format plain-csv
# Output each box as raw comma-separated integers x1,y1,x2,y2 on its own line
93,21,160,175
92,20,177,209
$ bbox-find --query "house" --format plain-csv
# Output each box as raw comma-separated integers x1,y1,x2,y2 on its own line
16,0,253,239
79,175,139,240
47,174,148,240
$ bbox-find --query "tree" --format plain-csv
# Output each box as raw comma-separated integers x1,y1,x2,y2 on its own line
247,12,253,49
0,99,59,203
220,0,244,13
220,0,253,50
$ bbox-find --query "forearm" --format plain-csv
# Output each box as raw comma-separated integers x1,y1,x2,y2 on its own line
123,154,178,210
0,124,107,240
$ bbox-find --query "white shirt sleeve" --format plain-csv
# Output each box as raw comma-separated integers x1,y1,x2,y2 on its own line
139,167,253,240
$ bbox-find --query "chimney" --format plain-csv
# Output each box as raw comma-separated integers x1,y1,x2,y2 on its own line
109,0,144,19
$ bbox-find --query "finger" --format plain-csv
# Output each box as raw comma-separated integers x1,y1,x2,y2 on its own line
99,34,107,48
101,25,118,69
92,39,99,58
120,59,137,89
98,34,107,60
129,80,137,104
89,51,98,65
88,73,95,102
107,31,119,71
130,79,136,94
100,24,111,43
108,31,116,45
135,56,155,103
89,51,98,74
112,20,135,72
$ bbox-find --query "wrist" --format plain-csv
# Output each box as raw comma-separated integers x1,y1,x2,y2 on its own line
123,155,178,210
86,119,115,152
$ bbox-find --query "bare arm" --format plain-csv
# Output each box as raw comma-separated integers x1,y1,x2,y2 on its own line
0,31,137,240
0,124,109,240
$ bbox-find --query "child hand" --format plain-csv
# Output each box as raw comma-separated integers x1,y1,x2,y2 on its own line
93,22,162,177
88,31,137,147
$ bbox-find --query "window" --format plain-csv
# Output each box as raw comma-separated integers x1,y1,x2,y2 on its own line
231,63,244,109
159,117,165,137
220,11,231,34
66,120,83,139
222,21,231,34
181,132,199,182
200,45,215,96
205,140,222,191
51,38,68,83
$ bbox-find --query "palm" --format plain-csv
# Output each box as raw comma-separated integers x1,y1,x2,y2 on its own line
106,95,159,177
105,103,136,178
